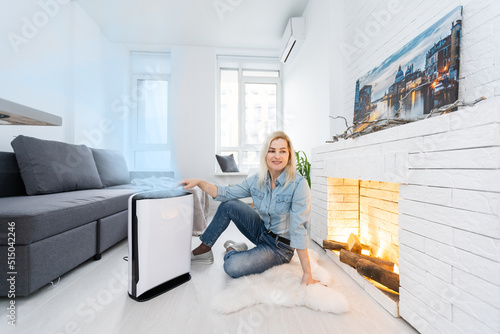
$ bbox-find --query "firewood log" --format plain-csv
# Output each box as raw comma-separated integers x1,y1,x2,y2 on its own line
323,239,371,254
339,249,395,271
356,258,400,292
347,233,362,254
323,239,348,251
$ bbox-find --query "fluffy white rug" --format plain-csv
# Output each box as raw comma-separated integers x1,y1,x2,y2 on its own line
211,250,349,314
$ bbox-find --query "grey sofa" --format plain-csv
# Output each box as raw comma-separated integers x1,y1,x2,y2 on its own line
0,136,173,296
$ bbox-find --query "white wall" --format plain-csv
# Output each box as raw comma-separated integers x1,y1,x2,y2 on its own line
169,46,217,181
0,1,127,152
282,0,332,159
329,0,345,137
0,0,73,151
72,5,128,151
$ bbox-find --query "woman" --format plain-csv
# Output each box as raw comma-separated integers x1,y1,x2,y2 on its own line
182,131,319,285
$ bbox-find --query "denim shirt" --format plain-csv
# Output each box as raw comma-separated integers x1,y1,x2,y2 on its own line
215,171,311,250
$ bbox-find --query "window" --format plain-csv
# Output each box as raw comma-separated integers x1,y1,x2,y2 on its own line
128,52,171,170
135,77,169,145
217,57,282,172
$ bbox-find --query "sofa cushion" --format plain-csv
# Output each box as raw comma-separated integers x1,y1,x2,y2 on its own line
91,148,130,187
0,187,142,245
11,135,103,195
0,152,27,197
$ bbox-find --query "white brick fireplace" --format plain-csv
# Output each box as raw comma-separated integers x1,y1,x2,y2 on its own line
311,98,500,334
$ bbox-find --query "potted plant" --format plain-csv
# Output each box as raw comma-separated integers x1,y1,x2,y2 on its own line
295,150,311,188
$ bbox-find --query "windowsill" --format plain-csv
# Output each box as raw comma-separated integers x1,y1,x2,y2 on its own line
213,172,249,176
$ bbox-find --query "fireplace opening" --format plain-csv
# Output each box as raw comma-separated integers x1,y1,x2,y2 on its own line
322,177,401,306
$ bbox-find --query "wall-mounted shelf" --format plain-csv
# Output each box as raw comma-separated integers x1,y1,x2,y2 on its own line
0,98,62,126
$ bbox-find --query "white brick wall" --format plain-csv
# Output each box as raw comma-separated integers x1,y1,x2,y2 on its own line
312,96,500,333
324,1,500,330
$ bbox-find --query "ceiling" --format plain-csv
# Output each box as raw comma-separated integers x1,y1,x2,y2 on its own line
75,0,309,50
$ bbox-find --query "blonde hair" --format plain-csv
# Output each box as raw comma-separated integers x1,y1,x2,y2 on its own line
257,131,297,188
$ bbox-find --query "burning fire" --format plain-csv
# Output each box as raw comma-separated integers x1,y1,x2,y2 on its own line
326,177,400,290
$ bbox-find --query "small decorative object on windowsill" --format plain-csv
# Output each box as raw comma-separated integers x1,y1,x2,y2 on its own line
295,150,311,188
327,96,486,143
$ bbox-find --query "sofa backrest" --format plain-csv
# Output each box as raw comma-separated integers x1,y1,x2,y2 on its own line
0,152,27,197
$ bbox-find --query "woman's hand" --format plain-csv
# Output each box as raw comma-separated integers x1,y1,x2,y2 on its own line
180,179,218,198
297,249,323,286
181,179,201,190
301,272,320,286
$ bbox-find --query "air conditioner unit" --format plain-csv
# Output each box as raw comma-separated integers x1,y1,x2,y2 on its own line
279,17,305,64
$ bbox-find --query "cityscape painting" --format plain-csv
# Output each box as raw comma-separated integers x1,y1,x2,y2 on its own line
353,6,462,132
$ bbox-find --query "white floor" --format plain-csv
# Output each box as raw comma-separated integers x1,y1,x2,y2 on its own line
0,223,418,334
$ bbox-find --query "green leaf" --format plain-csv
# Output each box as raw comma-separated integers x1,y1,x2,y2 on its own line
295,150,311,188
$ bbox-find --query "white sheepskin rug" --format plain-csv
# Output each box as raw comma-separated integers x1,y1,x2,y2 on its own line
211,250,349,314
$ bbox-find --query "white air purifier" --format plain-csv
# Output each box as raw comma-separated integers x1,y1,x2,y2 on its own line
128,190,194,302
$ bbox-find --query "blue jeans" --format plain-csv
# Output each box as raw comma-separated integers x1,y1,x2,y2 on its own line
199,199,295,278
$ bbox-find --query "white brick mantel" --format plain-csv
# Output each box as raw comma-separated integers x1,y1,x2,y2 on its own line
311,97,500,333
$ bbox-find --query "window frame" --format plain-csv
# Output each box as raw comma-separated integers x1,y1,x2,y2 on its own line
216,62,283,173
